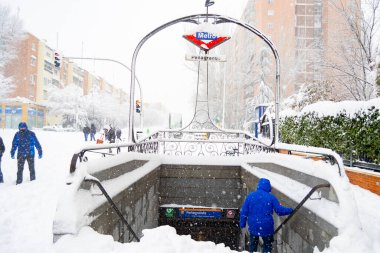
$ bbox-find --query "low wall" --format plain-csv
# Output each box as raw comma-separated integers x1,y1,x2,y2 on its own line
81,160,160,242
346,168,380,195
160,164,243,208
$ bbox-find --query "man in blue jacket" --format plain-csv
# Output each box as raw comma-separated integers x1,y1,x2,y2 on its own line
240,178,293,253
10,122,43,184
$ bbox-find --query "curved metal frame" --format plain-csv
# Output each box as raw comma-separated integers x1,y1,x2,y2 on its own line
129,14,281,145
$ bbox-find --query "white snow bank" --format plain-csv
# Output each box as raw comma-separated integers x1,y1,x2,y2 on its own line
54,225,242,253
300,98,380,117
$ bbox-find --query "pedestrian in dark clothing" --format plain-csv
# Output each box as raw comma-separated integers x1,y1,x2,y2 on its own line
83,125,90,141
108,126,116,143
10,122,43,185
116,128,122,141
240,178,293,253
90,123,96,141
0,136,5,183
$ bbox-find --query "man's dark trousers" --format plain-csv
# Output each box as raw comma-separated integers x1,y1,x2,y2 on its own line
249,234,274,253
16,156,35,184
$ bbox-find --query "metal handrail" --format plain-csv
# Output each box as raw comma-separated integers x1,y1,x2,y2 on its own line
273,183,330,235
70,143,135,173
275,146,342,176
343,160,380,172
84,176,140,242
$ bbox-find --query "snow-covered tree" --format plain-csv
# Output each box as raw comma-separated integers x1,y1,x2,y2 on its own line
283,80,334,111
0,4,24,97
47,83,129,130
47,84,87,128
326,0,380,100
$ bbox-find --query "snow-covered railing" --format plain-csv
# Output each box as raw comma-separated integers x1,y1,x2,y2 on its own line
69,129,343,177
70,143,135,173
135,129,275,156
275,143,344,176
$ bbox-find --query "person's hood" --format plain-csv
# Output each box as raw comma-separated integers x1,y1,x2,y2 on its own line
257,178,271,192
18,122,28,130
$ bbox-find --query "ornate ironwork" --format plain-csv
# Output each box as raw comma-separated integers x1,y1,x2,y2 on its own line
130,141,159,154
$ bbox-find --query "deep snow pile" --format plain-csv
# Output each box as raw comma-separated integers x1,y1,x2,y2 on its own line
300,97,380,117
54,225,238,253
0,128,379,253
281,97,380,117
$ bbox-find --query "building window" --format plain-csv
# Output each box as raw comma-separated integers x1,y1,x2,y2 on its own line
73,76,83,88
29,87,35,98
44,60,53,74
31,43,36,51
46,51,51,58
44,77,51,86
295,5,306,15
297,16,305,26
31,56,37,66
267,23,273,29
306,6,314,15
52,78,60,87
30,75,35,85
306,28,314,37
267,10,274,16
268,0,274,3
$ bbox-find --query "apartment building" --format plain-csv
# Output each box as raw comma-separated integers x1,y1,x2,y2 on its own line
2,33,128,128
224,0,354,129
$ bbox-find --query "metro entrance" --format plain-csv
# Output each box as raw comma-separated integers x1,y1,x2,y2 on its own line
159,206,241,250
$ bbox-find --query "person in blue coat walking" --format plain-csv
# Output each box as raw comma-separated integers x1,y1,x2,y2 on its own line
0,136,5,183
10,122,43,184
240,178,293,253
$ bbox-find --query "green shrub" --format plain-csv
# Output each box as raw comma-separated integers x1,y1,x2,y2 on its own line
279,107,380,164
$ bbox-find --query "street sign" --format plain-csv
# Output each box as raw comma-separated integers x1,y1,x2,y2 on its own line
185,54,226,62
183,31,230,52
178,208,222,219
165,208,175,218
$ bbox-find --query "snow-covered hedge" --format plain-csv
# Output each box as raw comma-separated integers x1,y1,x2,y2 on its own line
280,106,380,163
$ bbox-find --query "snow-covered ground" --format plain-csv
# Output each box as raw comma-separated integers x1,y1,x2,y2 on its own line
0,128,379,253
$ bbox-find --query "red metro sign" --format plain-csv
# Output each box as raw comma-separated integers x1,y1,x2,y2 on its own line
183,31,230,52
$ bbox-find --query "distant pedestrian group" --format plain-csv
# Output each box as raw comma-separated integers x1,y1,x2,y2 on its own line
0,122,43,185
82,124,122,143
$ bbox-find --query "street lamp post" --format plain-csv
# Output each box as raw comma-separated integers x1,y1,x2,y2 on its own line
62,56,143,131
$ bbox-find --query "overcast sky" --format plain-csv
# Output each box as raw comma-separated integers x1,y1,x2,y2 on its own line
3,0,248,116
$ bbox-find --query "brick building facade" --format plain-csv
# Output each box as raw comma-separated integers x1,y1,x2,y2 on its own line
3,33,128,128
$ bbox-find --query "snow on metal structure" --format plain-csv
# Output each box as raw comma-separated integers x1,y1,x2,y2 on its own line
128,13,281,145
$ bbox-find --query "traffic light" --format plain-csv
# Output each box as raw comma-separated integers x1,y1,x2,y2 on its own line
136,99,141,113
54,52,61,68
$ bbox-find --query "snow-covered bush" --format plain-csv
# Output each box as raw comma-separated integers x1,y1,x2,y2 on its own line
280,107,380,163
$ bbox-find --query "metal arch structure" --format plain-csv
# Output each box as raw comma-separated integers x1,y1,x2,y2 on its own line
128,14,281,145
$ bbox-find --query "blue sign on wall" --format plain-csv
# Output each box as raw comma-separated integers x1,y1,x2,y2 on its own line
5,107,22,114
178,208,222,219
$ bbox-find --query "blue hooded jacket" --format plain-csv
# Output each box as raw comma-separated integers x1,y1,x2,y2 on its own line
240,178,293,236
10,122,42,158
